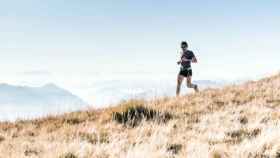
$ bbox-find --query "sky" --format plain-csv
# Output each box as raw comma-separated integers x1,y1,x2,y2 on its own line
0,0,280,103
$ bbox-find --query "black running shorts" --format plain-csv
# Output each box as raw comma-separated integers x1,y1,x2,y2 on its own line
179,67,192,77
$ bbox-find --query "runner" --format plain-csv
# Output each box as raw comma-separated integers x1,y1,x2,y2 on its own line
176,41,199,96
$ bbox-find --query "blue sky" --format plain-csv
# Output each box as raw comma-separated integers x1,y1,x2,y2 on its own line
0,0,280,81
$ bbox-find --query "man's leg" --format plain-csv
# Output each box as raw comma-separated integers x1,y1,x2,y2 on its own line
176,75,184,96
186,76,199,92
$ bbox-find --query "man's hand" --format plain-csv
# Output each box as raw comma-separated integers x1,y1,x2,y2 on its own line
192,57,198,63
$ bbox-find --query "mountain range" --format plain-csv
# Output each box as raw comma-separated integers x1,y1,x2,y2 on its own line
0,83,88,121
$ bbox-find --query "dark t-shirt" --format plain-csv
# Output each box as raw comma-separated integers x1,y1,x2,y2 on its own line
181,50,195,68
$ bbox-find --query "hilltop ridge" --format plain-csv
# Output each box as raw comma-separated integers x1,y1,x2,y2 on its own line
0,73,280,158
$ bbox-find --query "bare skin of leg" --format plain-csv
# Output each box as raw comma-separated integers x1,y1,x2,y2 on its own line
176,75,184,96
186,76,199,92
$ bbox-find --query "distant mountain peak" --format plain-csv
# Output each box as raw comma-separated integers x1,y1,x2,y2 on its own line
43,83,59,88
41,83,64,91
0,83,88,121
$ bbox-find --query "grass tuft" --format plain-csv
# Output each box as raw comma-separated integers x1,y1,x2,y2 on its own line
226,128,261,144
167,144,182,154
112,105,172,127
59,152,78,158
0,135,4,143
24,148,40,156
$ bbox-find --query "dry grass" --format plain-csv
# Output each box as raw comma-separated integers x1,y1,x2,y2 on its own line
1,73,280,157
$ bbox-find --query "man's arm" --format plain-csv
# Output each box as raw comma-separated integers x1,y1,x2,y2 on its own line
192,56,198,63
177,52,183,65
191,52,197,63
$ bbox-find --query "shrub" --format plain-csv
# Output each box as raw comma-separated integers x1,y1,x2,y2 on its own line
276,151,280,158
24,148,39,156
59,152,78,158
112,106,172,127
167,144,182,154
0,135,4,142
239,116,248,124
65,118,82,125
79,132,98,144
226,128,261,144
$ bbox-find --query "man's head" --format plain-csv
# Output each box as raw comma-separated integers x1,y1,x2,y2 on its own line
181,41,188,51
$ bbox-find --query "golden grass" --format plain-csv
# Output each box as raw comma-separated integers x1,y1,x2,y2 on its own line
1,73,280,157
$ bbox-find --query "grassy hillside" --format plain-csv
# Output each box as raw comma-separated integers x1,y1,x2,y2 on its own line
1,74,280,158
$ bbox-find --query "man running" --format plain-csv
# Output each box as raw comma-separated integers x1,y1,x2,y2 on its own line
176,41,199,96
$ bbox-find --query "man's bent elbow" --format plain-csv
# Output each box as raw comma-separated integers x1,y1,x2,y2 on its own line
192,58,198,63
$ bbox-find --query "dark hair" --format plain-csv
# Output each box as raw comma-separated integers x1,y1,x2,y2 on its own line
181,41,188,47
